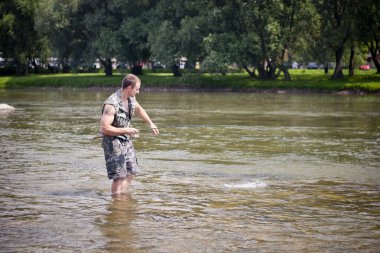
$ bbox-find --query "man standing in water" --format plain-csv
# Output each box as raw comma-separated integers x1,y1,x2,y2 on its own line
100,74,159,195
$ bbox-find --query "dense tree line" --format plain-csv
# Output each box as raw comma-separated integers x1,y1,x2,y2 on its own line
1,0,379,79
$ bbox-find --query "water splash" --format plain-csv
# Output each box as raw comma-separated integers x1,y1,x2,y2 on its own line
224,180,267,189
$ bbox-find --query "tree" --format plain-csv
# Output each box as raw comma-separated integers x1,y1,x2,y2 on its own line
148,0,206,76
201,0,315,80
54,0,155,76
70,0,122,76
202,0,263,77
148,20,182,75
118,0,155,75
0,0,44,74
316,0,360,79
35,0,80,72
356,0,380,73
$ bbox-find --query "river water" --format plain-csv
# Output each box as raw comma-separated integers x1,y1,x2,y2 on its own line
0,89,379,252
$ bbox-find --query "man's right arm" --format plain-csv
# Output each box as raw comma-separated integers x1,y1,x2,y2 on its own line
100,104,139,137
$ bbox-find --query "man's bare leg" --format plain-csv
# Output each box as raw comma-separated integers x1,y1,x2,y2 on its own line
111,175,134,195
121,175,133,194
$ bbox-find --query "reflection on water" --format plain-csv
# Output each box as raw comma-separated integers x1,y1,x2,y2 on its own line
0,89,379,252
98,195,139,253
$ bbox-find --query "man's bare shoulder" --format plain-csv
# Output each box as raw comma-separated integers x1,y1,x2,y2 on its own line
103,104,116,115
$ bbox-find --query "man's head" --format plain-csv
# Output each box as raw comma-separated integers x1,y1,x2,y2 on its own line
122,74,140,89
121,74,141,97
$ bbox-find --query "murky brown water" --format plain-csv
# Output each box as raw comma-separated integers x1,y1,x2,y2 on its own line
0,89,379,252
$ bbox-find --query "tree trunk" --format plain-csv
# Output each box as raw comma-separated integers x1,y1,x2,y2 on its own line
331,44,345,79
267,61,277,79
258,64,267,79
243,65,257,78
15,59,27,75
257,59,283,80
105,62,113,76
331,2,350,79
278,66,291,81
324,64,329,74
131,64,143,75
30,58,40,73
279,48,291,81
171,64,182,77
99,58,113,76
368,41,380,74
348,45,355,77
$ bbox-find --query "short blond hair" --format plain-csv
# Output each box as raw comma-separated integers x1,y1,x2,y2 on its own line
121,74,140,89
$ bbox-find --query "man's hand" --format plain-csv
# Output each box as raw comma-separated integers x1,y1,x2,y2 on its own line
125,128,139,138
150,124,159,135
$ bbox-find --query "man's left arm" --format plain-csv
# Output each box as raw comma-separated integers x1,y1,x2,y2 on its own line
135,101,159,135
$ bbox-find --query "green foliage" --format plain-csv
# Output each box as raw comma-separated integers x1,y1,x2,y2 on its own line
1,0,379,78
148,21,177,66
0,0,44,74
201,48,230,74
147,0,207,73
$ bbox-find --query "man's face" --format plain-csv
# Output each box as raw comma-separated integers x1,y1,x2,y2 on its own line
125,82,141,97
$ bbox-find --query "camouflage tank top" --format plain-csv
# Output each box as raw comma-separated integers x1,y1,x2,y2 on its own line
102,89,136,140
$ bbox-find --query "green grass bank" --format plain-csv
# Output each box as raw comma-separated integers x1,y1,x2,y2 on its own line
0,69,379,93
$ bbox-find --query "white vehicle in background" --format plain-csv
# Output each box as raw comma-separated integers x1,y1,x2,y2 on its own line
307,62,318,69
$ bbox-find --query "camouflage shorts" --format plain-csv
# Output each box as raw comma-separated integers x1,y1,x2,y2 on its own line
102,137,138,180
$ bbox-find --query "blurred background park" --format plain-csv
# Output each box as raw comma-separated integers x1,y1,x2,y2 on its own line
0,0,379,90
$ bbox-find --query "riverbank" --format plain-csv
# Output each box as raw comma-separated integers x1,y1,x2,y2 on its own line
0,69,379,94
